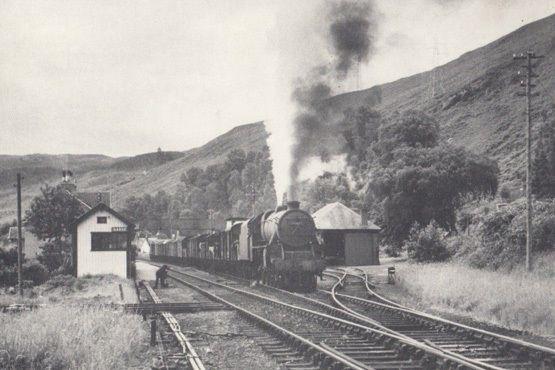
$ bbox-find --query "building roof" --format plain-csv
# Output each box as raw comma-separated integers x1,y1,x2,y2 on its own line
8,226,24,240
71,202,134,229
6,227,42,258
74,192,111,208
312,202,381,231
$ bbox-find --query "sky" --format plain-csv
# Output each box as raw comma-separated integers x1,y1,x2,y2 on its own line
1,0,554,158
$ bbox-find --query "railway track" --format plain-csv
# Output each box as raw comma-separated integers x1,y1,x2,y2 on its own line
153,263,494,369
321,268,555,370
139,280,206,370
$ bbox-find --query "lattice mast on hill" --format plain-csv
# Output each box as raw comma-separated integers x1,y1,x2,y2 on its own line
513,51,544,272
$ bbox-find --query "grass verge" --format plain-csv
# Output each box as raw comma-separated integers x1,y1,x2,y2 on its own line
0,305,148,369
397,262,555,336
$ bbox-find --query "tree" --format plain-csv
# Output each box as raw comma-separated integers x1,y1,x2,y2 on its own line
24,184,83,272
225,149,247,172
368,111,498,249
305,172,357,212
373,110,439,166
25,184,82,242
181,167,203,186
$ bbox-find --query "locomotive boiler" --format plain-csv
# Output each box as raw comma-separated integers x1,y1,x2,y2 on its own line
259,201,325,291
150,201,325,292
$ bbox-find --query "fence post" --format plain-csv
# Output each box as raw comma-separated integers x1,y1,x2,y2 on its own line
387,267,396,285
150,318,157,346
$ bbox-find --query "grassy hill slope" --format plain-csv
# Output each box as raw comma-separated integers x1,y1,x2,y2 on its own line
328,13,555,182
0,122,268,223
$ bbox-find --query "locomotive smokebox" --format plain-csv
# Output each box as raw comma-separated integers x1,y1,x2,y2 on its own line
287,201,300,210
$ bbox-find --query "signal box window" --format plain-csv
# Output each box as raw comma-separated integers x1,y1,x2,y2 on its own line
91,232,127,251
97,216,107,224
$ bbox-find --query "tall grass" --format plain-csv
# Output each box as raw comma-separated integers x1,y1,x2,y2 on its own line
0,306,147,369
397,262,555,336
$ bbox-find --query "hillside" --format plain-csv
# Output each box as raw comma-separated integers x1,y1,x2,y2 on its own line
2,15,553,223
110,151,185,171
0,122,268,223
327,13,555,183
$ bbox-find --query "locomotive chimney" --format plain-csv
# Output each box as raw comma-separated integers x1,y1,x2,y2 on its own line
287,201,300,210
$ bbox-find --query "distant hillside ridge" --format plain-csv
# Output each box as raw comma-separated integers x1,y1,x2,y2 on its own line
99,121,269,209
0,154,118,171
110,151,185,171
326,13,555,182
0,121,269,223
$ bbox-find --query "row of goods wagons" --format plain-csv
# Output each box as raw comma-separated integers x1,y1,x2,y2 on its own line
152,222,244,261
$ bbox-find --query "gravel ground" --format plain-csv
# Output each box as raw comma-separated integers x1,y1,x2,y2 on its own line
136,263,284,369
176,311,283,370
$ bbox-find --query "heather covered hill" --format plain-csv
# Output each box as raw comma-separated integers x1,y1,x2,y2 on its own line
327,13,555,182
0,154,118,171
0,122,268,223
80,121,269,209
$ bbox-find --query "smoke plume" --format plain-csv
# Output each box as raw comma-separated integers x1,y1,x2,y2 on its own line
330,1,375,76
288,0,376,199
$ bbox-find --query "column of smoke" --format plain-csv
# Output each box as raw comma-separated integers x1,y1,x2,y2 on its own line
288,0,376,200
265,0,376,204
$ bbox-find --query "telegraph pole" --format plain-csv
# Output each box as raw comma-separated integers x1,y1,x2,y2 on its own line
246,184,257,216
513,51,544,272
16,173,23,296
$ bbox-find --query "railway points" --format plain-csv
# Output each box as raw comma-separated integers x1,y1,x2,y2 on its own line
146,260,555,369
321,269,555,369
148,261,496,369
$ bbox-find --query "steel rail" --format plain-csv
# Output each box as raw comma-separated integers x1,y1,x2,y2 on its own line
339,268,555,358
165,271,369,370
324,270,505,370
142,281,206,370
165,266,487,369
149,261,551,368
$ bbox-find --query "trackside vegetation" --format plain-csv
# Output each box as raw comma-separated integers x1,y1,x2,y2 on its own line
0,306,147,369
396,262,555,336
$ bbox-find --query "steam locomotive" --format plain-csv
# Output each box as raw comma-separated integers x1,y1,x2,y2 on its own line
150,201,325,292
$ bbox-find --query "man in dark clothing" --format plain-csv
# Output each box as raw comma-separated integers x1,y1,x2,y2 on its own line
154,265,169,288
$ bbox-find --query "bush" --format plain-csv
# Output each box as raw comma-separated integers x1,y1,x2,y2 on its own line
37,239,71,273
0,266,17,287
499,185,512,202
22,263,50,286
450,199,555,270
405,221,450,262
0,247,19,267
383,244,401,257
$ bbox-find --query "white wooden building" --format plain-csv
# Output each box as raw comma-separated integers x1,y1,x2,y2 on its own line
71,203,135,278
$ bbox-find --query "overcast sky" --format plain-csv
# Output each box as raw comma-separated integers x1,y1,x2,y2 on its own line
1,0,553,157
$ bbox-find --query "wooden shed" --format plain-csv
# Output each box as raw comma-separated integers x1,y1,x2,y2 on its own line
71,203,135,278
312,202,380,266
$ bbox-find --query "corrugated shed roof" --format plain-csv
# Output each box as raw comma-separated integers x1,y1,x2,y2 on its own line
312,202,381,231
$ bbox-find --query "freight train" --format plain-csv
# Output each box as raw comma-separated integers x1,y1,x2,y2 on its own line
150,201,325,292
